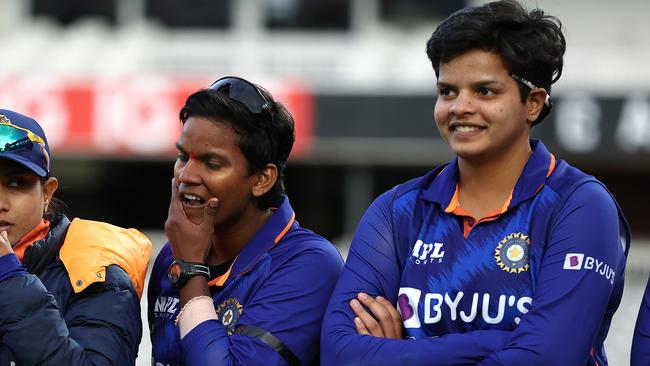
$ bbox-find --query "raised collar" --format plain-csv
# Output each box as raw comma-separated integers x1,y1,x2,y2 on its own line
60,218,152,298
209,195,296,287
422,139,556,211
23,215,70,276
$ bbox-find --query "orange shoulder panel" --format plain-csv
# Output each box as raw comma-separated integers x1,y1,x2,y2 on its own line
59,218,153,298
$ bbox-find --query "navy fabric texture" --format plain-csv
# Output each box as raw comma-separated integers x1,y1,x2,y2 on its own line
0,216,142,365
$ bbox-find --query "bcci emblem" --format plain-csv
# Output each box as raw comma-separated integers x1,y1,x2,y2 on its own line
494,233,530,273
216,298,243,335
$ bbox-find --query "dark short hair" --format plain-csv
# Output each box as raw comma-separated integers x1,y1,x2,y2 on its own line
426,0,565,102
179,85,295,209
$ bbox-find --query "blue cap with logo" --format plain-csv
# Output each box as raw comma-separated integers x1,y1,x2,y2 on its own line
0,109,51,177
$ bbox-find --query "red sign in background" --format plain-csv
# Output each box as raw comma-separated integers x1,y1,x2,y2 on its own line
0,75,313,158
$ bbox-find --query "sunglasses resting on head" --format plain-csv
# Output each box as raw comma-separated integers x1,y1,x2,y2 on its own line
0,119,46,153
209,76,274,119
0,113,51,177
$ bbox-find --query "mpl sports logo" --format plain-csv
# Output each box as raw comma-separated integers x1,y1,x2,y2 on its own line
410,239,445,265
153,296,180,319
563,253,616,285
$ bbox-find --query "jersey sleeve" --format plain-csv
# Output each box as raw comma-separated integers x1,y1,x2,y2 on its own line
181,242,344,366
321,190,511,365
147,243,171,332
632,275,650,366
479,182,627,365
0,254,27,281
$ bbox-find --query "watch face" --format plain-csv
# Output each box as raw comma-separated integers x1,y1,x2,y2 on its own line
168,262,182,285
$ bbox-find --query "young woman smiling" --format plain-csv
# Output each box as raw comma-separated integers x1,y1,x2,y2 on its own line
321,1,630,365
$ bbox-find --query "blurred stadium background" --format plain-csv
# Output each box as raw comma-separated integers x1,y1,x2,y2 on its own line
1,0,649,364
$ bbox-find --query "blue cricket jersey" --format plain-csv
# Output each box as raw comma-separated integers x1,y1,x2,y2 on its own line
322,140,630,365
632,274,650,366
148,196,344,366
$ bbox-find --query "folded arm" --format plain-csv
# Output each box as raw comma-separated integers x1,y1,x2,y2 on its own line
321,191,511,365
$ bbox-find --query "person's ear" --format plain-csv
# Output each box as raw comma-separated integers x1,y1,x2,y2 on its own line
42,177,59,211
252,164,278,198
526,88,549,123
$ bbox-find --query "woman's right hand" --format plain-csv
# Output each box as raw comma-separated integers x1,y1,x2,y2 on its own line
350,292,403,339
0,231,13,257
164,178,219,263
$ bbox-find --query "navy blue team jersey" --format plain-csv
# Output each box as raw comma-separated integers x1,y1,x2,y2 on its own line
148,196,344,366
322,140,630,365
632,274,650,365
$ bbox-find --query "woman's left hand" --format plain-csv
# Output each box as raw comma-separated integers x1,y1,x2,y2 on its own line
350,292,403,339
0,231,14,257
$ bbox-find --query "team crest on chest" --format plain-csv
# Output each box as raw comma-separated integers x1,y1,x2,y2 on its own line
494,232,530,273
216,298,243,335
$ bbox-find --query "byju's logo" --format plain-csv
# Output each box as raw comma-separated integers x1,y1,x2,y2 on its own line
411,240,445,265
563,253,584,270
563,253,615,284
397,288,532,328
398,287,422,328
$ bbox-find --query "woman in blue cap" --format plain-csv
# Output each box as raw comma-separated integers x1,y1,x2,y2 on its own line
0,109,152,365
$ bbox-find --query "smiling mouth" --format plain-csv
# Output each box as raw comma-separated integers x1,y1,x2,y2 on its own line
454,125,482,132
181,193,206,207
449,125,485,133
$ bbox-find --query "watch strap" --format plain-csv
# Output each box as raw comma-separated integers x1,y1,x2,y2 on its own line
183,261,210,278
169,259,210,288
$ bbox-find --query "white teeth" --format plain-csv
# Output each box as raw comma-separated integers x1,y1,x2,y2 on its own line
183,194,202,201
454,125,481,132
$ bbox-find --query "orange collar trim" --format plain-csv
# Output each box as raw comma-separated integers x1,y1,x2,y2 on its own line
208,262,234,287
14,220,50,263
445,183,513,223
274,211,295,244
208,211,296,287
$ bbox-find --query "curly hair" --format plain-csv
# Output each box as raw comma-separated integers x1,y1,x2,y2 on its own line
426,0,566,106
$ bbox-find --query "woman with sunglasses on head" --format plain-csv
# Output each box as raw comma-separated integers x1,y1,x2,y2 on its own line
321,1,630,365
0,109,152,365
147,77,344,366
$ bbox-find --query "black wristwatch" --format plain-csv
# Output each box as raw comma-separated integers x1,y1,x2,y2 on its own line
167,259,210,288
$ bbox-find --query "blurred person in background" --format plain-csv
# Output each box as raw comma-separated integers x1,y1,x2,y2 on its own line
632,275,650,365
0,109,152,365
148,76,343,365
321,1,630,365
